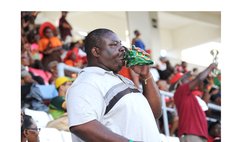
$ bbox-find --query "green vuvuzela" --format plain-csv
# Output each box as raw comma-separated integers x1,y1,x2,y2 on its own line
124,45,154,67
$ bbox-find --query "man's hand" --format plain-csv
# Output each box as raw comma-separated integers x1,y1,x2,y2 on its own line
130,65,150,79
210,63,218,70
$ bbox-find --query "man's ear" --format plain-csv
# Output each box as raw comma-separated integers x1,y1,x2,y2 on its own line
91,47,100,57
59,85,64,91
23,130,29,137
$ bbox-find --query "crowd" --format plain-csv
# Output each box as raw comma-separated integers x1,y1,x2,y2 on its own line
21,11,87,137
21,11,221,142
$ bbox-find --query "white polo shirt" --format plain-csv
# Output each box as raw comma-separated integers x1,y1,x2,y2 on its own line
66,67,161,142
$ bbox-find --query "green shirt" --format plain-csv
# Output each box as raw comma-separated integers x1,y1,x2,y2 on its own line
49,96,66,119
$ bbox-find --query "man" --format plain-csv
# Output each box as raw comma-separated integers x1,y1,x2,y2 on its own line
66,28,162,142
21,68,49,112
132,30,146,51
47,76,73,131
173,63,217,142
59,11,72,42
49,76,73,119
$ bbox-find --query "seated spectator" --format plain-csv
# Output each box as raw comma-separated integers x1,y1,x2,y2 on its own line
174,61,188,73
48,76,73,119
63,40,87,68
192,67,199,76
28,67,52,85
157,80,178,136
47,61,59,84
21,44,34,69
21,114,40,142
156,57,174,81
118,66,132,79
209,86,221,106
47,76,73,131
208,121,221,142
213,72,221,88
29,32,43,61
21,69,49,112
38,24,63,70
205,86,221,122
150,66,160,82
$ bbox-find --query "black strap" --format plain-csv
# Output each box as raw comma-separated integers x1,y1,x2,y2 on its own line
104,88,140,115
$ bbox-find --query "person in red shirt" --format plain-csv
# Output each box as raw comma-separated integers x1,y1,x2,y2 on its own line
63,40,87,68
207,121,221,142
174,63,217,142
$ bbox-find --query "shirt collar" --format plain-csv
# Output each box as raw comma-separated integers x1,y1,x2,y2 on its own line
80,66,115,76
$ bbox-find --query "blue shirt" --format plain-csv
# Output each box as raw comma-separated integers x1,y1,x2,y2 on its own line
134,39,145,50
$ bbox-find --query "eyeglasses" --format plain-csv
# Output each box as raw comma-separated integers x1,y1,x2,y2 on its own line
27,128,41,132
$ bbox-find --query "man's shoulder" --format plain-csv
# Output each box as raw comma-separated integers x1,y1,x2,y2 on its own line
174,83,190,96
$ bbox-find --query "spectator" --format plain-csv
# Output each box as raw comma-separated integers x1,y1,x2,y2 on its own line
66,28,162,142
156,57,174,81
63,40,87,68
175,61,188,73
174,63,217,142
208,121,221,142
21,11,38,35
47,76,73,131
48,76,73,119
21,43,34,68
192,67,199,76
59,11,72,42
205,86,221,122
28,29,43,61
47,61,59,84
118,66,133,80
132,30,146,51
21,68,49,112
209,86,221,106
181,61,188,73
157,80,178,136
21,114,40,142
38,25,63,70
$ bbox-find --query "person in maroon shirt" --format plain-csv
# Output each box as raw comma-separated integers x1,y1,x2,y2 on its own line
174,63,217,142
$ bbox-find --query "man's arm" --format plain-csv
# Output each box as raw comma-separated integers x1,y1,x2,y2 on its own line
188,63,217,90
70,120,131,142
131,65,162,119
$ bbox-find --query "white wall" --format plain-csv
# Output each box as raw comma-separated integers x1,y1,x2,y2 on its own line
172,24,220,50
158,12,220,70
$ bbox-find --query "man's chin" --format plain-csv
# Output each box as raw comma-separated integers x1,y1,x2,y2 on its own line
113,65,123,73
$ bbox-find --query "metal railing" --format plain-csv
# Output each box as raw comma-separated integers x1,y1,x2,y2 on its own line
57,63,82,77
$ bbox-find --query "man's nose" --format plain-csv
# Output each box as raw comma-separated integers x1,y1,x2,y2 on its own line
119,46,126,52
